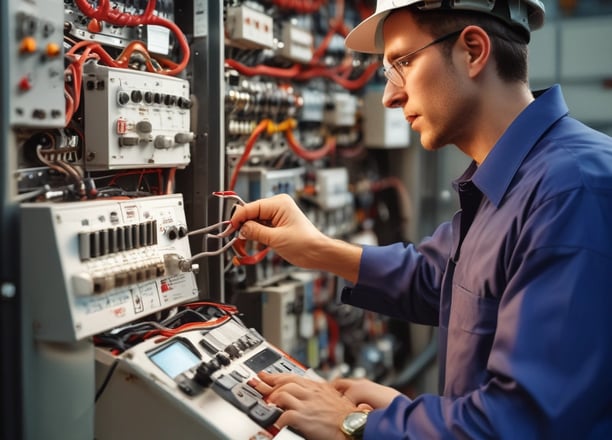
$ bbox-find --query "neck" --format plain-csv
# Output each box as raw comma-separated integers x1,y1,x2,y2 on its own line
459,80,534,164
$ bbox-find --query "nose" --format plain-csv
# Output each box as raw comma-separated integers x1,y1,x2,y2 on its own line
382,80,406,109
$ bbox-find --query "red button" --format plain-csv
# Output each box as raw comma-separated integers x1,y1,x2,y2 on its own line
18,76,32,91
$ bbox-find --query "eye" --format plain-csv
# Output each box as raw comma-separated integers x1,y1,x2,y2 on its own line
395,57,412,70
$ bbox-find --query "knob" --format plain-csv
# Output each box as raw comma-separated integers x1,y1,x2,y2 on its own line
72,273,94,296
136,120,152,133
46,42,61,57
164,94,176,106
175,132,195,144
216,352,231,366
117,91,130,105
154,135,174,149
19,36,37,54
177,97,192,109
131,90,143,103
119,136,139,147
167,226,178,240
193,362,214,387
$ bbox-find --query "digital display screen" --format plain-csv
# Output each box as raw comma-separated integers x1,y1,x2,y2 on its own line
149,340,201,379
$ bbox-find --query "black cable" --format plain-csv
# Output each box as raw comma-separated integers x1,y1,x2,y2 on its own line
95,359,119,403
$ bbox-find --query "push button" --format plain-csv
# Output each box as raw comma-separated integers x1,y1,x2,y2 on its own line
249,402,282,427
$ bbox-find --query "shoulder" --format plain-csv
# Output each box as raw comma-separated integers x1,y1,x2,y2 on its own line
520,117,612,199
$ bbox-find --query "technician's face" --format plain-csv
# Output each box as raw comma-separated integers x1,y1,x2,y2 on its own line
381,10,470,151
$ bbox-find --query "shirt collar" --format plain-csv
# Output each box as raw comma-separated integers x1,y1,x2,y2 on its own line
457,85,569,207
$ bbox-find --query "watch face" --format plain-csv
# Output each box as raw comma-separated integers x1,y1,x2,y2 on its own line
343,411,368,434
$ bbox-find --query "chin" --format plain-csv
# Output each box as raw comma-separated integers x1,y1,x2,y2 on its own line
418,136,436,151
419,132,446,151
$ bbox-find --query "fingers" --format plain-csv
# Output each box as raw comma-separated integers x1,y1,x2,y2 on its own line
229,194,295,229
252,372,360,440
258,371,313,388
238,220,273,245
248,377,274,396
250,372,309,399
255,372,343,404
331,378,354,394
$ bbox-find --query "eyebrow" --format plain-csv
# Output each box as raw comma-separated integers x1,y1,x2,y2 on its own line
384,48,411,64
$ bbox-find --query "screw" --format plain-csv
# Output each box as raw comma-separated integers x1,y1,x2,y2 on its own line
1,283,16,299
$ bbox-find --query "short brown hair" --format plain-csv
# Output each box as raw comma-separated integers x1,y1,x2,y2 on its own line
408,8,529,83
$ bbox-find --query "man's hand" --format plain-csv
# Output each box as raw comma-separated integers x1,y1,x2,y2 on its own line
332,377,402,409
251,371,372,440
229,194,327,270
229,194,363,283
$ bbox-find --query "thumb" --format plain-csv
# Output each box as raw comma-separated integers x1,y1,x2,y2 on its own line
239,220,273,246
357,403,374,412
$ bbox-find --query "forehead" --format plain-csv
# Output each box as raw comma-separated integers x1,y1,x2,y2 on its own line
382,9,428,60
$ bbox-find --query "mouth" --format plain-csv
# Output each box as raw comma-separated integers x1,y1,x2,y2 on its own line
406,115,418,126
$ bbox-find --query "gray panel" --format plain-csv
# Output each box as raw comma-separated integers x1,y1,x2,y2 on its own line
528,23,558,85
560,16,612,80
7,0,65,127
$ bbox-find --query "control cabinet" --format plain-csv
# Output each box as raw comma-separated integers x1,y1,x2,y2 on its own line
95,303,317,439
20,194,198,342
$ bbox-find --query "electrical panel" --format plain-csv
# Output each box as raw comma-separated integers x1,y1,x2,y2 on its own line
7,0,65,128
20,194,198,342
82,63,193,170
95,302,318,439
3,1,422,438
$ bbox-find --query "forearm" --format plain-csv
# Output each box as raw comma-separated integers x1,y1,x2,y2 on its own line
307,235,362,284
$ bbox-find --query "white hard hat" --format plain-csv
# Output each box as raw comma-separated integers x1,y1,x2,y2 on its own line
345,0,545,53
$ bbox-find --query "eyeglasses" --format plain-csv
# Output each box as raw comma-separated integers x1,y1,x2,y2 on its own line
382,29,464,88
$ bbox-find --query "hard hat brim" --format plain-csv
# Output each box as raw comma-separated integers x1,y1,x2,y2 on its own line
345,0,424,54
344,8,393,54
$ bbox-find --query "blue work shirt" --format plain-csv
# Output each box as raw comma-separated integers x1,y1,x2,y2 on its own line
341,85,612,438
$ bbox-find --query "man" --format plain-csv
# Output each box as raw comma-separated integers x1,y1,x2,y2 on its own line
229,0,612,438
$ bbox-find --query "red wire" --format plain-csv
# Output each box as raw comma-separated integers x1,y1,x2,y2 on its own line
272,0,326,13
285,130,336,161
227,58,379,91
142,315,232,340
74,0,190,76
182,301,239,314
228,119,271,190
225,59,303,79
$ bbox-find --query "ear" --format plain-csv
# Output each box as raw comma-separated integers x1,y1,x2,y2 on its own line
456,25,491,78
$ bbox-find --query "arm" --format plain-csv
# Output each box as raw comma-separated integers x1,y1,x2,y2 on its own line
253,244,611,440
364,190,612,438
230,194,362,283
342,221,453,324
252,190,612,439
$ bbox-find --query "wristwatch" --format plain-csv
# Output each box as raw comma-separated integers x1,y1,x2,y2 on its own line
340,410,369,439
